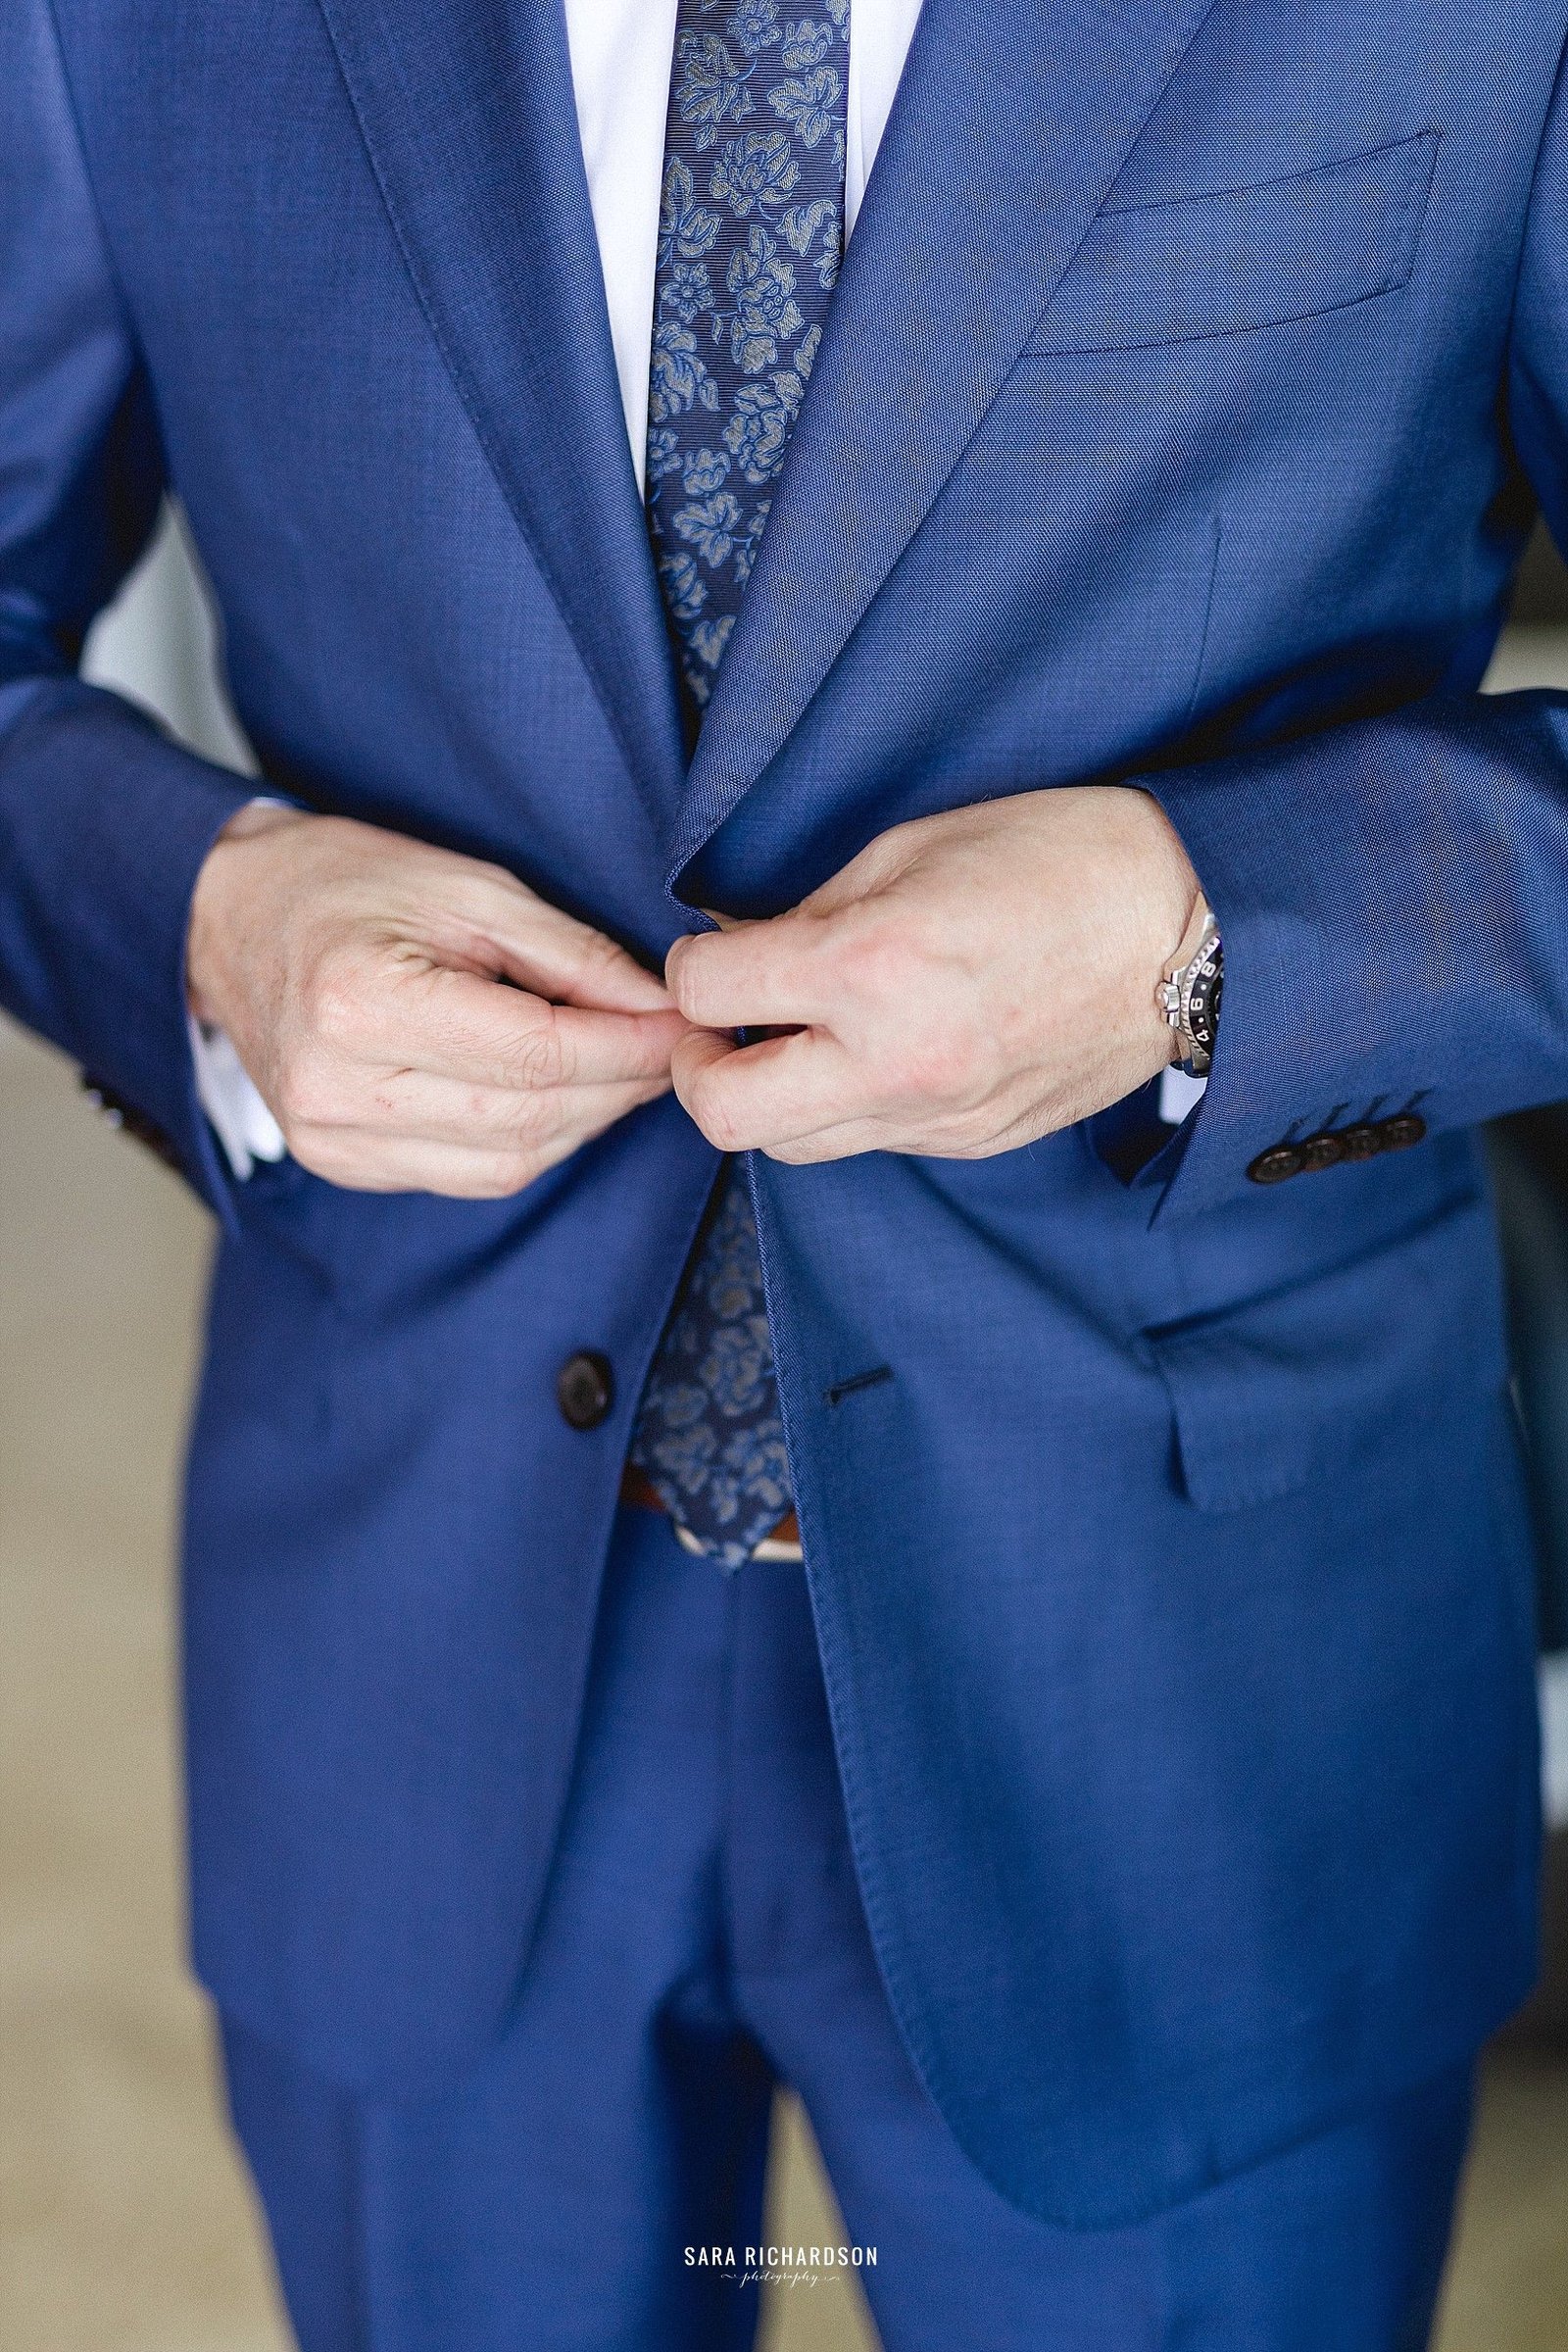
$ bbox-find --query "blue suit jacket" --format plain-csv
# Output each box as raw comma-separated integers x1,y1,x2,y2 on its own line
4,0,1567,2226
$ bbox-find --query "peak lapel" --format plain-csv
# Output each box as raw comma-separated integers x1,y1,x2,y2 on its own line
670,0,1219,886
313,0,687,827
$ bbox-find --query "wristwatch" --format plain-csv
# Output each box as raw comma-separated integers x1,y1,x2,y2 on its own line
1156,894,1223,1077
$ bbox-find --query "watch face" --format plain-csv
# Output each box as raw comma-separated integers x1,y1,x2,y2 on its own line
1185,950,1223,1054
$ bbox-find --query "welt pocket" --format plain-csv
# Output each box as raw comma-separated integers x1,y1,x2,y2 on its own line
1145,1183,1501,1514
1023,130,1440,357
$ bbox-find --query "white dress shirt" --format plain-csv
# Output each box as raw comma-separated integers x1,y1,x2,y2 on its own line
192,0,1201,1169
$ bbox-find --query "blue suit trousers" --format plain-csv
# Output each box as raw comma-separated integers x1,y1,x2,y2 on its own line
220,1507,1474,2352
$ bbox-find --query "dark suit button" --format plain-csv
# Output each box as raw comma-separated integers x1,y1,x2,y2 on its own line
1247,1144,1303,1185
1297,1131,1345,1174
1336,1122,1385,1161
557,1350,614,1430
1377,1113,1428,1152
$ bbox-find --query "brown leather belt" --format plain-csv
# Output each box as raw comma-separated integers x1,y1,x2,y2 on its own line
619,1463,802,1559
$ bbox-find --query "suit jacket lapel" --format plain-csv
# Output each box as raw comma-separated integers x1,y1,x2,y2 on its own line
670,0,1219,886
313,0,688,829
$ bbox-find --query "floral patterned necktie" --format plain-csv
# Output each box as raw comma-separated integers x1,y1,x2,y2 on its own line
628,0,849,1566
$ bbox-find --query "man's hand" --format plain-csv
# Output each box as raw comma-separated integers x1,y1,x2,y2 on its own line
664,787,1200,1163
187,805,688,1196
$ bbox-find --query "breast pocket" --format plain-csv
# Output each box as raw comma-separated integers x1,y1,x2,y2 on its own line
1024,130,1441,358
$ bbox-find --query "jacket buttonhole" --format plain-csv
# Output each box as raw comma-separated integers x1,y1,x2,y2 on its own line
823,1365,893,1406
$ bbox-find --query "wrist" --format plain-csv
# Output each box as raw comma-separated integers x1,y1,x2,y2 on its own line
186,800,310,1024
1132,789,1201,941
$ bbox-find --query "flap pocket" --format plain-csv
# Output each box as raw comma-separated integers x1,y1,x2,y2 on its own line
1147,1186,1503,1513
1024,130,1440,357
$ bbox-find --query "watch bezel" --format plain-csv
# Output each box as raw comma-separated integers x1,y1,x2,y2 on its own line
1159,904,1222,1078
1182,943,1223,1056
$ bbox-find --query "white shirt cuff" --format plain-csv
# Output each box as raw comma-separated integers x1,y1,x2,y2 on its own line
188,1015,285,1180
187,793,290,1179
1158,1065,1209,1125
